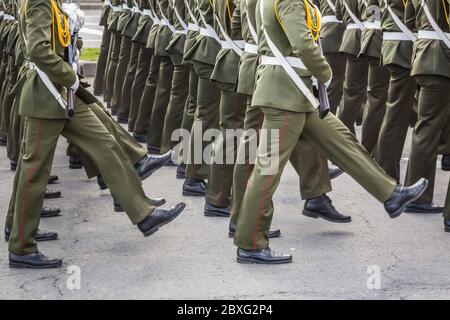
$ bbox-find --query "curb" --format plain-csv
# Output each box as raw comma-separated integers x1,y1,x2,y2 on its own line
80,60,98,77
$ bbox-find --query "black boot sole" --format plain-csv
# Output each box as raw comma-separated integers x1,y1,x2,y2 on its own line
204,210,230,217
44,194,61,200
442,166,450,171
404,207,443,214
302,210,352,223
69,164,82,169
445,227,450,233
9,261,63,269
142,203,186,237
176,173,186,179
236,256,292,265
182,190,205,197
41,211,62,218
390,180,429,218
139,159,171,181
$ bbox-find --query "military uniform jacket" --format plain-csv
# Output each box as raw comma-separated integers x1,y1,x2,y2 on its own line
182,0,201,63
252,0,332,112
122,0,141,38
153,0,174,56
380,0,413,69
107,0,122,32
18,0,77,119
184,0,221,66
117,0,133,34
360,0,383,58
146,0,160,49
211,0,243,85
336,0,365,56
317,0,345,54
133,0,153,44
100,0,112,26
237,0,259,96
407,0,450,79
166,0,188,64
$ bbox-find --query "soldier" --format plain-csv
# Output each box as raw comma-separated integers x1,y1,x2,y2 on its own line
93,0,112,96
335,0,369,135
159,0,190,157
316,0,346,114
8,0,185,269
403,0,449,214
230,0,349,238
233,0,428,264
147,0,175,153
181,0,222,197
375,0,417,182
445,179,450,232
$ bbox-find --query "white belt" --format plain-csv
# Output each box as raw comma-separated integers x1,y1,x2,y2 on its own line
112,5,123,12
347,23,363,30
418,30,450,41
383,32,415,41
28,62,66,110
188,22,199,32
364,21,381,30
132,6,142,14
4,14,14,21
260,55,306,70
143,9,151,16
321,15,342,25
0,11,4,17
234,40,245,49
174,29,188,35
244,43,258,54
123,4,131,11
200,27,216,38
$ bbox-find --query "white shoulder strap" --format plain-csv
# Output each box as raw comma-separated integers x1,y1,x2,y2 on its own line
259,0,319,108
197,0,222,43
421,0,450,48
172,0,189,31
342,0,364,29
384,0,416,41
213,11,244,55
157,0,176,32
245,0,259,44
184,0,199,25
326,0,336,13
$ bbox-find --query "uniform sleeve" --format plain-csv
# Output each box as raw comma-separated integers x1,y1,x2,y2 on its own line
231,0,242,37
26,0,77,88
404,0,416,31
277,0,332,84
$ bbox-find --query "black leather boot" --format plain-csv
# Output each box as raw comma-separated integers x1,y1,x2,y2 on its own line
135,152,171,180
147,144,161,154
237,248,292,264
41,207,61,218
97,175,108,190
10,160,17,171
9,252,62,269
137,203,186,237
44,188,62,199
48,175,59,184
69,156,82,169
405,202,444,214
182,179,206,196
384,178,428,218
117,113,129,124
204,201,230,217
133,131,148,143
442,154,450,171
445,218,450,232
303,195,351,223
176,165,186,179
329,165,344,180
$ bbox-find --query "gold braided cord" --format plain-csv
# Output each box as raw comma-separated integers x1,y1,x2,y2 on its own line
443,0,449,26
226,0,232,20
402,0,408,7
303,0,320,41
50,0,71,49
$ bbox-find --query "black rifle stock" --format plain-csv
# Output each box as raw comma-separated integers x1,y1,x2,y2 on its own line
317,39,330,119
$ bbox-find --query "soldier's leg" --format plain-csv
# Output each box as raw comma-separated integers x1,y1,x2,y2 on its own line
361,59,389,153
147,56,174,152
234,108,304,250
160,62,189,154
444,180,450,220
438,111,450,156
375,65,416,182
8,116,64,255
7,97,20,163
5,152,22,230
230,100,263,226
120,41,143,126
324,52,346,114
93,25,112,96
185,62,221,180
129,47,152,131
405,75,450,204
62,102,153,223
113,36,133,118
205,84,246,208
104,32,122,106
338,55,369,134
134,54,161,135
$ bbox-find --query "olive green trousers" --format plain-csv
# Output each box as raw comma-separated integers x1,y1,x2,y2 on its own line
104,31,122,104
120,41,143,121
324,52,346,114
444,180,450,219
93,25,112,95
113,36,132,115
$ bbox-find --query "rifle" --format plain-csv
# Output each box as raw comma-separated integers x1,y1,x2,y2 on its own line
317,38,330,119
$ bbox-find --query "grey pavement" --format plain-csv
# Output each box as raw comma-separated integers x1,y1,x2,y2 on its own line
0,86,449,299
80,9,103,48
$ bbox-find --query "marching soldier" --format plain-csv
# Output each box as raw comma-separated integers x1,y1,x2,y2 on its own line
93,0,112,96
234,0,428,264
445,179,450,232
316,0,346,114
403,0,450,214
8,0,185,269
335,0,368,134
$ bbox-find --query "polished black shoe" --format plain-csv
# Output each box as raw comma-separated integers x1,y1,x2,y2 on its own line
114,197,166,212
164,157,177,167
0,137,6,146
69,156,83,169
133,132,148,143
10,160,17,171
48,175,59,184
182,178,206,196
329,165,344,180
111,108,118,115
147,144,161,154
41,207,61,218
228,220,281,239
137,202,186,237
176,165,186,179
128,124,134,133
135,152,171,180
5,227,58,242
44,188,62,199
237,248,292,264
204,201,230,217
93,89,103,96
97,175,108,190
445,218,450,232
9,251,63,269
117,113,129,124
302,195,351,223
404,202,444,214
106,102,112,109
442,154,450,171
384,178,428,218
